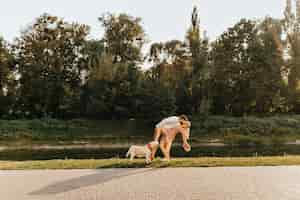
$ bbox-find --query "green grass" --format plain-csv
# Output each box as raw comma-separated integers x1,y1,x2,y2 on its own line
0,118,152,146
2,115,300,146
1,156,300,170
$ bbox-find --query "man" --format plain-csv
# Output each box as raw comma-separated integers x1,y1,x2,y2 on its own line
153,115,189,141
151,115,191,160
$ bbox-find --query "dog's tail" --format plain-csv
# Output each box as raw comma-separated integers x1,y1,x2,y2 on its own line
125,147,131,158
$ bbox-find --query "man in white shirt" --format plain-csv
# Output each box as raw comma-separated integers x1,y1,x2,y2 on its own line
154,115,189,141
155,116,181,129
152,115,191,160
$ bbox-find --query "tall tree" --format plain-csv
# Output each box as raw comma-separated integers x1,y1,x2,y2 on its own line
211,18,285,115
149,40,189,88
211,19,257,115
82,51,144,119
0,37,15,116
85,39,105,72
185,6,210,114
0,37,13,96
253,17,286,113
149,39,193,114
14,14,90,117
283,0,300,112
99,13,146,64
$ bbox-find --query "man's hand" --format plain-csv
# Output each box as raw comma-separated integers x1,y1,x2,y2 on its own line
183,142,191,152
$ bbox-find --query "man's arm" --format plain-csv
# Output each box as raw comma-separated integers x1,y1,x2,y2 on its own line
181,127,191,152
181,133,189,145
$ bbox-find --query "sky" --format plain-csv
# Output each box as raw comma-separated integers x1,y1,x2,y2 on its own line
0,0,286,43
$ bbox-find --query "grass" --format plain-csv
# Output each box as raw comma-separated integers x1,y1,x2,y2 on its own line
2,115,300,147
1,156,300,170
0,118,152,146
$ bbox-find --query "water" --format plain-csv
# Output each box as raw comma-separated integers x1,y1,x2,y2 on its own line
1,144,300,161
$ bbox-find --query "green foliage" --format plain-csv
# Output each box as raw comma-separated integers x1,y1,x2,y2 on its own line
4,157,300,169
191,115,300,141
99,13,146,63
186,6,210,114
0,37,15,116
1,5,300,120
0,118,151,142
13,14,90,118
282,0,300,112
211,18,285,115
134,79,177,121
1,115,300,146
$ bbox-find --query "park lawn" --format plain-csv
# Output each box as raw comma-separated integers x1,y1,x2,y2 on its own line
1,156,300,170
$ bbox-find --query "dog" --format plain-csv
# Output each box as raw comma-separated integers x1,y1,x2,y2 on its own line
126,141,159,163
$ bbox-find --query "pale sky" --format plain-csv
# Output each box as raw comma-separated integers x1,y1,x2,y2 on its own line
0,0,286,43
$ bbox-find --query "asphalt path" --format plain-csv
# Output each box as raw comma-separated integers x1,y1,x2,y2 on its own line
1,167,300,200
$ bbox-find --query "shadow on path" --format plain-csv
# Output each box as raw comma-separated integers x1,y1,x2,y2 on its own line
29,168,158,195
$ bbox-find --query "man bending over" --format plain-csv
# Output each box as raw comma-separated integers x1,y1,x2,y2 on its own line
151,115,191,160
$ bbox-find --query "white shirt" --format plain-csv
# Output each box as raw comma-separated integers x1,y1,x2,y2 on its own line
155,116,181,129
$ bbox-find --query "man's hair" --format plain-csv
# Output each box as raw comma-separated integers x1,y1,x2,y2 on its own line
180,120,191,128
179,114,189,121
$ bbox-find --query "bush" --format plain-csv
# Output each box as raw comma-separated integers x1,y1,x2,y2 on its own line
223,133,264,146
191,115,300,137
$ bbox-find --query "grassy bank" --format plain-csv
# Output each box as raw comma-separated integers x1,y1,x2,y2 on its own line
0,118,151,146
1,115,300,146
1,156,300,169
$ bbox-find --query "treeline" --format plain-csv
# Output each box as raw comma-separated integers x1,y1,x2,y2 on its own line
1,2,300,120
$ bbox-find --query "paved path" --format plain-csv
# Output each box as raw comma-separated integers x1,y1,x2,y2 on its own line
1,167,300,200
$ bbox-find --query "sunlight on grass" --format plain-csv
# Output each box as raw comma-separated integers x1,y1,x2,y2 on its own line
1,156,300,170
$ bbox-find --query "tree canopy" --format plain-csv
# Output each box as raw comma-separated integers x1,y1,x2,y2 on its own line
0,3,300,120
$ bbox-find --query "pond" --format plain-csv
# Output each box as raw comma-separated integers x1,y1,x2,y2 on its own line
1,144,300,161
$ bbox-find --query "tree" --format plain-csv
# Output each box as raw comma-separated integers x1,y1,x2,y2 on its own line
211,18,286,115
147,7,210,115
211,19,284,115
0,37,14,95
0,37,15,116
149,40,190,88
134,72,177,121
14,14,90,117
185,6,210,114
283,0,300,112
149,39,193,114
85,40,105,71
82,52,144,119
211,19,257,115
253,17,286,113
99,13,146,64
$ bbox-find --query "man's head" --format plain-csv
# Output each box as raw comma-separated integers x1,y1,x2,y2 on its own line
179,114,189,121
179,114,190,130
179,121,191,152
179,120,191,141
180,120,191,129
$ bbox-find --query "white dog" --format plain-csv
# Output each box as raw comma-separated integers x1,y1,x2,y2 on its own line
126,141,159,163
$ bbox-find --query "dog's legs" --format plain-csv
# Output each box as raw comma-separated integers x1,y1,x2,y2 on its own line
130,153,135,161
146,152,151,164
126,148,132,158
